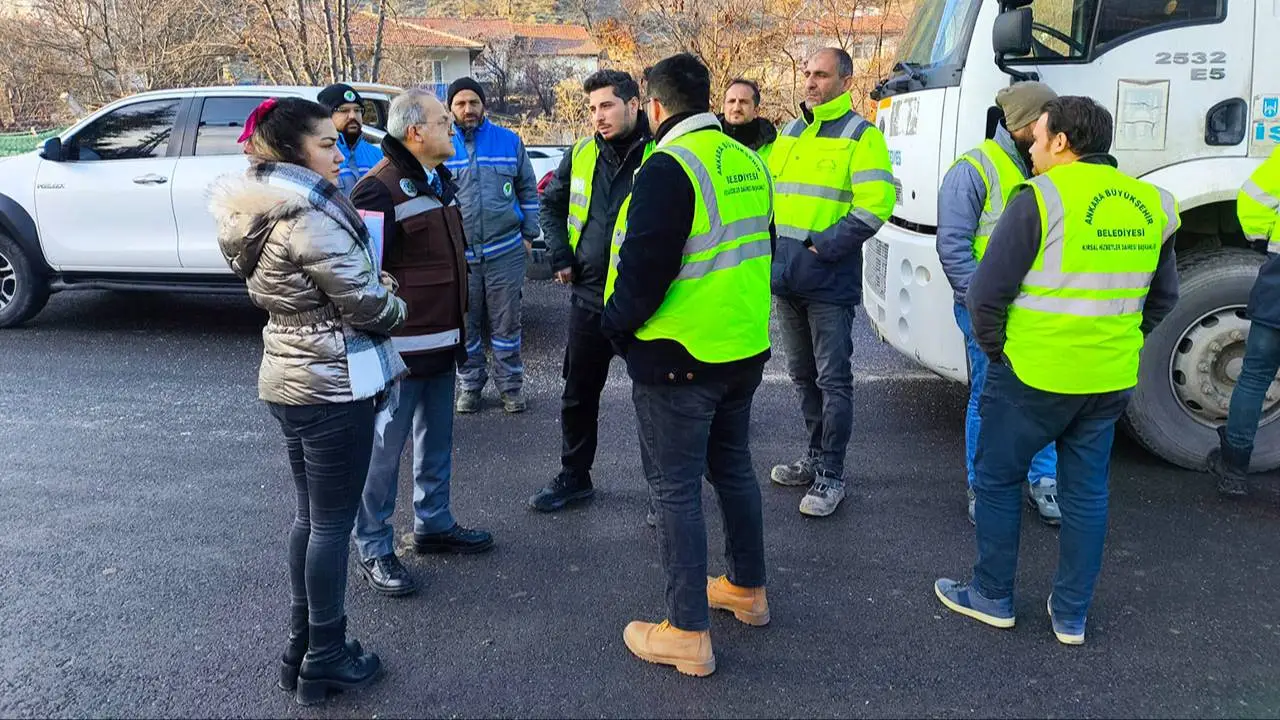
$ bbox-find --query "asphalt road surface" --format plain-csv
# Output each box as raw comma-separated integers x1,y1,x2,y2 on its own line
2,281,1279,719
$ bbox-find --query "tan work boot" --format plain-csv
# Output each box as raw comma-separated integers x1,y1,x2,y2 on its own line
707,575,770,626
622,620,715,677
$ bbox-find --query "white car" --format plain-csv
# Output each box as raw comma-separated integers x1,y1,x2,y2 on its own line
0,83,402,328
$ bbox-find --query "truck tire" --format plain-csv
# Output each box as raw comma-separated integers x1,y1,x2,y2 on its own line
1123,248,1280,472
0,233,50,328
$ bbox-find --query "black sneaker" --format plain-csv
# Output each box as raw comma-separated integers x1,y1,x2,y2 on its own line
413,524,495,554
528,472,595,512
356,554,417,597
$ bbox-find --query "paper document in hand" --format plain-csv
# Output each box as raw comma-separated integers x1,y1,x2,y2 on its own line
359,210,385,273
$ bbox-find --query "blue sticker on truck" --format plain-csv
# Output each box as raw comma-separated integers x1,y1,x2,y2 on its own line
1251,95,1280,155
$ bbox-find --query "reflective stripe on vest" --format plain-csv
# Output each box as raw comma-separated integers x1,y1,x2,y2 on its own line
1003,162,1178,394
1239,163,1280,255
568,137,656,252
566,138,598,250
956,139,1025,260
603,122,773,363
769,95,892,244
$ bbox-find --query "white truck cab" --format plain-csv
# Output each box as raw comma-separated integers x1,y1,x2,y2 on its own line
863,0,1280,471
0,83,401,327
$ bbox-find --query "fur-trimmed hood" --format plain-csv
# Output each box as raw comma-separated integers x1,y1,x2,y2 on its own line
207,173,310,279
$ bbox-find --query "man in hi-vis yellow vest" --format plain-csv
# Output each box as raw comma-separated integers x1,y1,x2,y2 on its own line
601,53,774,679
767,47,895,518
937,81,1062,527
934,96,1180,646
529,69,654,515
1204,145,1280,496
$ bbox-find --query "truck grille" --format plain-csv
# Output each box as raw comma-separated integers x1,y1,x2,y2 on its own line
865,237,889,299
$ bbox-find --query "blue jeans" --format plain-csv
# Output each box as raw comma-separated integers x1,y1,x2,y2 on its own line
775,296,855,478
355,372,457,560
633,366,768,631
459,247,526,393
1225,321,1280,453
972,362,1132,621
954,303,1057,487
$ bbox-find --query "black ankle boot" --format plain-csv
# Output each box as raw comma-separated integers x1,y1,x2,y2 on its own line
295,616,381,706
278,607,364,692
1207,426,1252,497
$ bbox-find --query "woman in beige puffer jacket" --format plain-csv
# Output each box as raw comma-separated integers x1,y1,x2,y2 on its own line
206,96,403,707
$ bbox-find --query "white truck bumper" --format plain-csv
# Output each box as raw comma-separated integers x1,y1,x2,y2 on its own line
861,223,970,384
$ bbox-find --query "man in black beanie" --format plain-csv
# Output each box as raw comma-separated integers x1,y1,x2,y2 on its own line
443,76,541,415
318,82,384,195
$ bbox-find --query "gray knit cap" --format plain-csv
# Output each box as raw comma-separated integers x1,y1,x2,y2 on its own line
996,81,1058,131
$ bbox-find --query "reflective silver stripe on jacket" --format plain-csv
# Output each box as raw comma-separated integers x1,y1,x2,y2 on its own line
1243,178,1280,211
775,181,853,204
851,169,894,185
568,215,586,233
392,328,461,353
851,207,886,232
569,192,590,208
394,195,444,222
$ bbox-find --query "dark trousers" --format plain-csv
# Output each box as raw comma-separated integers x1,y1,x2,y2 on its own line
973,363,1131,621
268,399,376,628
632,365,767,631
560,302,615,482
775,296,856,478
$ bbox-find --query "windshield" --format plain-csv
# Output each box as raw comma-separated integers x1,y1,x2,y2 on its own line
895,0,983,67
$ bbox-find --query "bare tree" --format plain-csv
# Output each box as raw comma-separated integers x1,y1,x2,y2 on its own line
524,58,575,116
475,35,529,112
370,0,390,81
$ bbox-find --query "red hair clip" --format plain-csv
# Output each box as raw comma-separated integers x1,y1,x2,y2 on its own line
238,97,279,143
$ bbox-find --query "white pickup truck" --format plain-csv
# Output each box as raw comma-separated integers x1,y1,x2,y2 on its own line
0,83,568,327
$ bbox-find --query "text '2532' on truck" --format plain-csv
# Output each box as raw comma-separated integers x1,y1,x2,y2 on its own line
863,0,1280,471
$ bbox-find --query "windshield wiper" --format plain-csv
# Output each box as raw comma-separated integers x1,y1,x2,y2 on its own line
894,62,926,82
871,62,927,100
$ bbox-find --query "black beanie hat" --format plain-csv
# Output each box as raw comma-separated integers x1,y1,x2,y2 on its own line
447,77,486,107
318,83,363,113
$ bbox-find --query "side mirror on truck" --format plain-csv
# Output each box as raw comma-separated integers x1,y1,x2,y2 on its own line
993,7,1033,57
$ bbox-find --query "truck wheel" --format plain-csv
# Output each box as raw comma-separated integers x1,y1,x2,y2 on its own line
0,234,50,328
1123,248,1280,472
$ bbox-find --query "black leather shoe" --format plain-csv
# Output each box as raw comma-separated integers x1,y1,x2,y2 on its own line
413,524,494,554
528,471,595,513
357,554,417,597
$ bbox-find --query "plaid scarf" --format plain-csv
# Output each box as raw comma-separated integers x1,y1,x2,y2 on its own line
248,162,407,403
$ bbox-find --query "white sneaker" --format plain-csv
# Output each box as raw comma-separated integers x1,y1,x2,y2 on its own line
799,478,845,517
1027,477,1062,526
